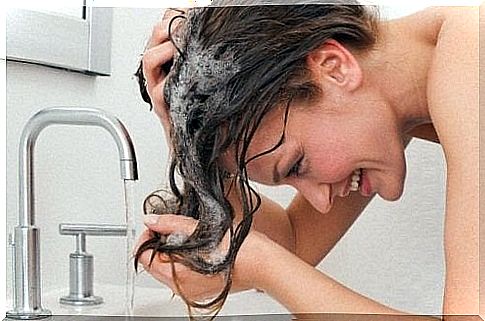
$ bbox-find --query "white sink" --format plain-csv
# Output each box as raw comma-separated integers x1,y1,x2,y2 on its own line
35,283,288,318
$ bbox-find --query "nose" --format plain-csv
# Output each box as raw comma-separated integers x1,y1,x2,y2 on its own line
293,180,333,214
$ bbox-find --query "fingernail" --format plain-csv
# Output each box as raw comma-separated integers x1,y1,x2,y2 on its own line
144,214,160,225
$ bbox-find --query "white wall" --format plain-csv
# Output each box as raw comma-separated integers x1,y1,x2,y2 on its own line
6,7,169,297
6,4,445,316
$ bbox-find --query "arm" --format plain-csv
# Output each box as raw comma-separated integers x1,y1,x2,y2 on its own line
426,6,479,315
247,233,440,320
140,208,440,319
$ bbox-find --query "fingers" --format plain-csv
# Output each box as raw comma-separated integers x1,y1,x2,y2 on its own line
148,8,187,49
143,8,186,85
138,246,170,268
136,213,199,267
142,41,176,93
140,256,223,302
133,229,154,255
142,7,187,91
136,247,184,295
135,225,229,301
144,214,198,235
140,8,188,136
137,249,178,292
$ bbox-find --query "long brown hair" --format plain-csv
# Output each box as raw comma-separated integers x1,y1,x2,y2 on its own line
135,2,379,319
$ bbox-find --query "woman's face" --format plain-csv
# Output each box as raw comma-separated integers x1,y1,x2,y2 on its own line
223,87,407,214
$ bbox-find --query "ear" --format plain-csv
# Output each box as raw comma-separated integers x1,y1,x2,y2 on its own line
306,39,363,92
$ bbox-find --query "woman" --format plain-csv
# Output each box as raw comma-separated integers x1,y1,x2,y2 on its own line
134,2,479,319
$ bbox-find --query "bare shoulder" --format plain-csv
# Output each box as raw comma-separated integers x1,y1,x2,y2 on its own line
427,5,478,158
427,4,478,178
426,4,478,186
425,5,479,314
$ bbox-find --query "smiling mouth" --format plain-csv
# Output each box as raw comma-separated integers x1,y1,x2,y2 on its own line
349,168,362,192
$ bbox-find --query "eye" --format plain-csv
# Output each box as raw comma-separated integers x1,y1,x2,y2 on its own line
287,157,303,178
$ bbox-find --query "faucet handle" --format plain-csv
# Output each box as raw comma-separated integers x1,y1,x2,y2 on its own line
59,223,127,237
58,223,128,306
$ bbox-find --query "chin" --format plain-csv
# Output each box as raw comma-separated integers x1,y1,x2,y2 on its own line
382,192,403,202
379,181,404,201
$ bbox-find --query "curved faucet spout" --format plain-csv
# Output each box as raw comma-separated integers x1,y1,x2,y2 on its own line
19,107,138,227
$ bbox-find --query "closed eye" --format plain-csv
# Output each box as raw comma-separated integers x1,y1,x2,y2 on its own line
286,156,304,178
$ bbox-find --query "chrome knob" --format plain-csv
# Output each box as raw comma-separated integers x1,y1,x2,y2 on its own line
58,223,127,306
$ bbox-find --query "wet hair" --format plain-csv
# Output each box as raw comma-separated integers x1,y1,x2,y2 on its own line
134,1,379,319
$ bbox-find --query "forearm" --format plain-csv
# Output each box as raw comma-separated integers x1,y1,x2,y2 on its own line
254,237,440,320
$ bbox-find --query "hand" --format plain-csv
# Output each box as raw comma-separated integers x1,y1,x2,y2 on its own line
138,9,186,145
135,214,270,301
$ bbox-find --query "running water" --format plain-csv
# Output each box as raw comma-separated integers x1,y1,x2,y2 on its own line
123,180,136,316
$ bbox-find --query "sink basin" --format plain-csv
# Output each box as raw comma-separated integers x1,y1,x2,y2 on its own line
5,283,288,320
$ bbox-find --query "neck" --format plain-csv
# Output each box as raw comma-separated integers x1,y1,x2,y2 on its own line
359,10,444,134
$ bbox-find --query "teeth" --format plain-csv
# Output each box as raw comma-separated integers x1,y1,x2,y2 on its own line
350,169,362,192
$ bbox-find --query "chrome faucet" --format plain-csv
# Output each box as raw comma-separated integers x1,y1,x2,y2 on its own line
7,107,138,319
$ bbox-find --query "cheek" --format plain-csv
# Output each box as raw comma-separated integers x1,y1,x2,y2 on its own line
305,138,355,182
302,118,394,181
300,102,406,187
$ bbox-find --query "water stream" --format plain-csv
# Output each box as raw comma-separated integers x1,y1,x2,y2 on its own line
123,180,136,316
